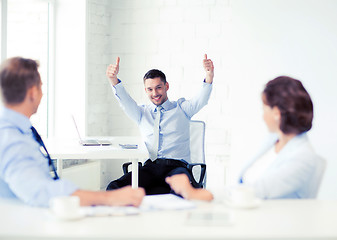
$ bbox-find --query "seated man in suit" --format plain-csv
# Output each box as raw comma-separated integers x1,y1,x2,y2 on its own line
0,57,144,207
106,55,214,195
166,76,325,200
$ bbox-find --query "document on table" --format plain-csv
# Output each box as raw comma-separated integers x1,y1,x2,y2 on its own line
140,194,196,211
79,194,195,217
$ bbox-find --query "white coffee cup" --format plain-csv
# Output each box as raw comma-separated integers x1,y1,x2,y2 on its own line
230,185,256,206
49,196,81,220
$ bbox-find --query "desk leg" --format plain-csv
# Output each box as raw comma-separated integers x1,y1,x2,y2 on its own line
57,158,63,178
131,159,138,189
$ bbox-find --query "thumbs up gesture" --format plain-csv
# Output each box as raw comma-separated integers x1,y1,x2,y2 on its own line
203,54,214,84
106,57,120,86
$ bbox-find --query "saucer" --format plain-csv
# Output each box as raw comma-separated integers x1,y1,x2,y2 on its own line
223,198,262,209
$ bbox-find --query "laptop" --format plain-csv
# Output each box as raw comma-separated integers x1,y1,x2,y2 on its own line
72,115,112,146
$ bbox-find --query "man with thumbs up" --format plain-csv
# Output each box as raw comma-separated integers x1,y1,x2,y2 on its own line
106,55,214,195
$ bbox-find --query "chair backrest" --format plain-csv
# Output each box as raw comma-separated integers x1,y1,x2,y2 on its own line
189,121,206,184
308,156,327,198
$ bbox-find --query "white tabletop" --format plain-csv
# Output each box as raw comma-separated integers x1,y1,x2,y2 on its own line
45,136,149,188
46,136,149,160
1,198,336,240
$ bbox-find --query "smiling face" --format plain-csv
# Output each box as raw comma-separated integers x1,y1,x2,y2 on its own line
144,77,169,106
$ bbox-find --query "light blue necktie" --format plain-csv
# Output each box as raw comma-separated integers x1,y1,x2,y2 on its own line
150,106,162,160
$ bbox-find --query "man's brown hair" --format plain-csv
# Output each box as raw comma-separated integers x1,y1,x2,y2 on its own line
0,57,41,104
143,69,166,84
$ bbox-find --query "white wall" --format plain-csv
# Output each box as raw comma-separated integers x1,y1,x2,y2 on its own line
86,0,337,198
87,0,113,136
228,0,337,199
53,0,86,138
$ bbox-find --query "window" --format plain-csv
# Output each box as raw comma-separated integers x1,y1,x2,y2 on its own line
0,0,54,137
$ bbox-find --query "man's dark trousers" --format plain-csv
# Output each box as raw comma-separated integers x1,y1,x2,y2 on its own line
106,158,193,195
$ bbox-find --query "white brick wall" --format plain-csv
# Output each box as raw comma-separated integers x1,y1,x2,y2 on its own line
87,0,113,136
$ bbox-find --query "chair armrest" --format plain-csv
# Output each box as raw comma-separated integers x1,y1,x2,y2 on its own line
122,162,143,174
187,163,206,188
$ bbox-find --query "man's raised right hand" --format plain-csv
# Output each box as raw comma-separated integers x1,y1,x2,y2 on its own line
106,57,120,86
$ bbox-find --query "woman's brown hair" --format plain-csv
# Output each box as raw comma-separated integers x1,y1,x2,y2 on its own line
263,76,313,134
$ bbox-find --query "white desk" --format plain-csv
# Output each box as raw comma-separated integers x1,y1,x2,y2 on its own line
0,199,337,240
45,137,149,188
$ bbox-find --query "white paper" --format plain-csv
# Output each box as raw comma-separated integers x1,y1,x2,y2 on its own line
140,194,196,211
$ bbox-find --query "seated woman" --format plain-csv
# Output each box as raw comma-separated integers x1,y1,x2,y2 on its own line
166,76,325,201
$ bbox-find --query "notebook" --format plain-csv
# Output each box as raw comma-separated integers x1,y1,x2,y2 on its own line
72,115,112,146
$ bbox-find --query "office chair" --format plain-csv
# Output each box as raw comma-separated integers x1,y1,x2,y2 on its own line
122,120,207,188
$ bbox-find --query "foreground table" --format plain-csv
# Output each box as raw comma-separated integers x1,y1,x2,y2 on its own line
1,198,337,240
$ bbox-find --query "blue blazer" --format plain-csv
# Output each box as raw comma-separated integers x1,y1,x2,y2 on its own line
239,133,326,199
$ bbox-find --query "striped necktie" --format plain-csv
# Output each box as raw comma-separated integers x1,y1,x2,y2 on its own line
150,106,162,160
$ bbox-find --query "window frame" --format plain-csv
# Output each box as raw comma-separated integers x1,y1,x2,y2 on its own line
0,0,55,137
